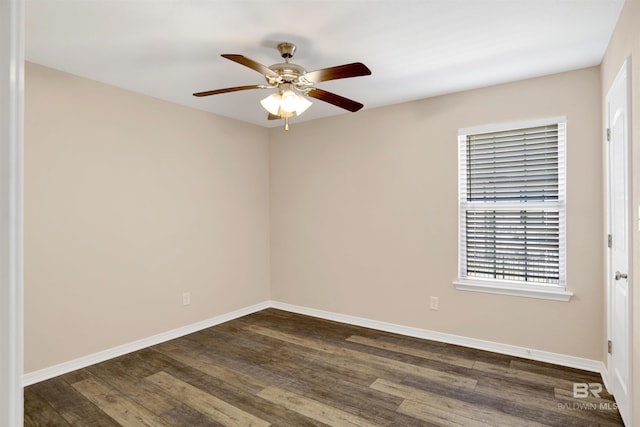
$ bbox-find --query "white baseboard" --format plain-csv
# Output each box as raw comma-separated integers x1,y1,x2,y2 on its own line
23,299,607,387
269,301,607,375
600,362,611,392
22,301,270,386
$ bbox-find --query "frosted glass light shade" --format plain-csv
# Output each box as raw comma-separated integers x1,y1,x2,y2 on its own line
260,90,312,117
260,93,282,115
294,96,312,115
280,90,298,113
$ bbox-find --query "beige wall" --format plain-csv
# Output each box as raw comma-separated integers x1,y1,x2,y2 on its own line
25,61,608,374
601,0,640,423
25,63,271,373
270,67,603,360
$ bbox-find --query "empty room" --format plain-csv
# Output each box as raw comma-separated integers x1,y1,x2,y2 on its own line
2,0,639,425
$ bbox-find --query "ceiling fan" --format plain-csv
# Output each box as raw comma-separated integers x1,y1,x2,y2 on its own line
193,42,372,130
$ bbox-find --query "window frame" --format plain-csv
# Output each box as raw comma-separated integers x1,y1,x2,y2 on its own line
453,117,573,301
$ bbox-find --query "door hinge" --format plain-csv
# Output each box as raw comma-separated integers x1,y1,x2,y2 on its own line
608,340,612,354
608,234,612,248
607,128,611,141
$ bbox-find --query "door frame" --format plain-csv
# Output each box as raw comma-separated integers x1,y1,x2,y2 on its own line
605,57,632,426
1,0,24,425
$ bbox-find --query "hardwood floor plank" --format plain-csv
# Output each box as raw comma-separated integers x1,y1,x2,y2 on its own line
347,335,476,368
246,344,428,426
171,332,429,426
300,383,432,427
155,339,339,425
374,333,514,368
28,377,121,427
254,336,382,388
371,378,547,427
257,386,380,427
402,375,599,427
58,368,95,384
214,333,432,426
473,360,578,391
398,399,495,427
246,324,478,391
510,359,610,386
182,369,331,427
72,377,173,427
247,310,507,365
86,358,178,415
102,351,161,378
24,309,624,426
153,340,271,393
146,371,271,427
24,389,72,427
187,323,396,392
160,403,226,427
131,347,209,384
472,375,623,426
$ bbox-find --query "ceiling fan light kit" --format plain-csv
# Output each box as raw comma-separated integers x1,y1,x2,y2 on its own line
260,88,311,130
260,85,312,115
193,42,371,130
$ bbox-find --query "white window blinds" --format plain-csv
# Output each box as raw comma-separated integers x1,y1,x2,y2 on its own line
459,119,566,288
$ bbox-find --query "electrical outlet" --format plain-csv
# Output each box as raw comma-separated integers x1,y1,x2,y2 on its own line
430,296,439,310
183,292,191,306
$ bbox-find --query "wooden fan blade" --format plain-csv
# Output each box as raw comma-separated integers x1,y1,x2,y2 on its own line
193,85,265,97
306,88,364,112
268,113,281,120
221,54,279,78
304,62,371,83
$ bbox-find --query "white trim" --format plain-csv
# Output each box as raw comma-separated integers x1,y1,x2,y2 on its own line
23,300,607,388
270,301,602,373
604,57,633,427
453,279,573,301
457,117,568,296
458,116,568,136
1,0,24,425
601,365,612,393
22,301,270,386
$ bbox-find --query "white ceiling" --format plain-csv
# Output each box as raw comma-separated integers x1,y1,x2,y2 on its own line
26,0,624,128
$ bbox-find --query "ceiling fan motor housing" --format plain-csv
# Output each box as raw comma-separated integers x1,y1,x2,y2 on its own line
268,62,306,84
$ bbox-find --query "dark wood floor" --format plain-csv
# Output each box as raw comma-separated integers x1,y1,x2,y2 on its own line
24,308,624,426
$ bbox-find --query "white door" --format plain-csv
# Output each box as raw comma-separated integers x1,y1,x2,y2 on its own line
607,58,631,426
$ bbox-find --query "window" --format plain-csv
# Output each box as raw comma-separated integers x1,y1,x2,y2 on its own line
454,118,572,301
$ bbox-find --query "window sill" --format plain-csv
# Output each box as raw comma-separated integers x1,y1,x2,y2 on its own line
453,279,573,302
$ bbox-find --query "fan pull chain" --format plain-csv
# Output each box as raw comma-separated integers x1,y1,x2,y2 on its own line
285,116,289,131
